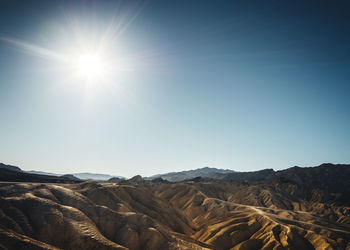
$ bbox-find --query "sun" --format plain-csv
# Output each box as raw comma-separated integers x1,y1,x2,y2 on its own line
75,53,104,79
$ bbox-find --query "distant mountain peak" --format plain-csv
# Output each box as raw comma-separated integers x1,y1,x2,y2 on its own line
0,163,22,172
147,166,235,182
129,175,143,183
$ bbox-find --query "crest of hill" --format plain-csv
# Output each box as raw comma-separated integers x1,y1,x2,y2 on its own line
146,163,350,186
147,166,235,182
0,162,22,172
275,163,350,200
0,163,81,183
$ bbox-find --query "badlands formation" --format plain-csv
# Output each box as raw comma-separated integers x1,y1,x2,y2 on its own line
0,164,349,249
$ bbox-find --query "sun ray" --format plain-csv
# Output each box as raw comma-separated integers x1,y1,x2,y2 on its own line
0,1,151,87
0,36,66,62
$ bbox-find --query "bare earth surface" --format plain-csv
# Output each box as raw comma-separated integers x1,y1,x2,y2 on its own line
0,175,349,250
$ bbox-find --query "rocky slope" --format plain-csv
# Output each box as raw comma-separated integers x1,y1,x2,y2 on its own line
0,164,349,249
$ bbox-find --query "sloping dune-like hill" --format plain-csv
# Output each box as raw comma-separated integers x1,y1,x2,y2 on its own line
0,164,349,249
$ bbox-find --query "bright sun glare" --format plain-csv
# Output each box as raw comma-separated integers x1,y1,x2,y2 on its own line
0,7,140,86
76,53,104,79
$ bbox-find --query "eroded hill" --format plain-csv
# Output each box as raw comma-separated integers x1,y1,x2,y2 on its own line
0,164,349,249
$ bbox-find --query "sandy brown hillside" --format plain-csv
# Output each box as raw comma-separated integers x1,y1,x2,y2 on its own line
0,171,349,250
152,180,350,249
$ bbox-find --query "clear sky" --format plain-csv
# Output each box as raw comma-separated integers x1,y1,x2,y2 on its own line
0,0,349,177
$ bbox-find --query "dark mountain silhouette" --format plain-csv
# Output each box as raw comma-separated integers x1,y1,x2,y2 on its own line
147,166,235,182
0,163,81,183
27,170,124,181
0,163,22,172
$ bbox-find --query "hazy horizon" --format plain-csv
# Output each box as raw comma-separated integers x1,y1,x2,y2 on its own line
1,0,350,177
4,161,349,179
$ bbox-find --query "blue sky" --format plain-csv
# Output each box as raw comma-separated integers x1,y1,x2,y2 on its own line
0,0,349,177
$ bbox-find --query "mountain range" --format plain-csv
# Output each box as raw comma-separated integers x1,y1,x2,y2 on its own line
146,166,235,182
0,162,349,249
26,170,124,181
